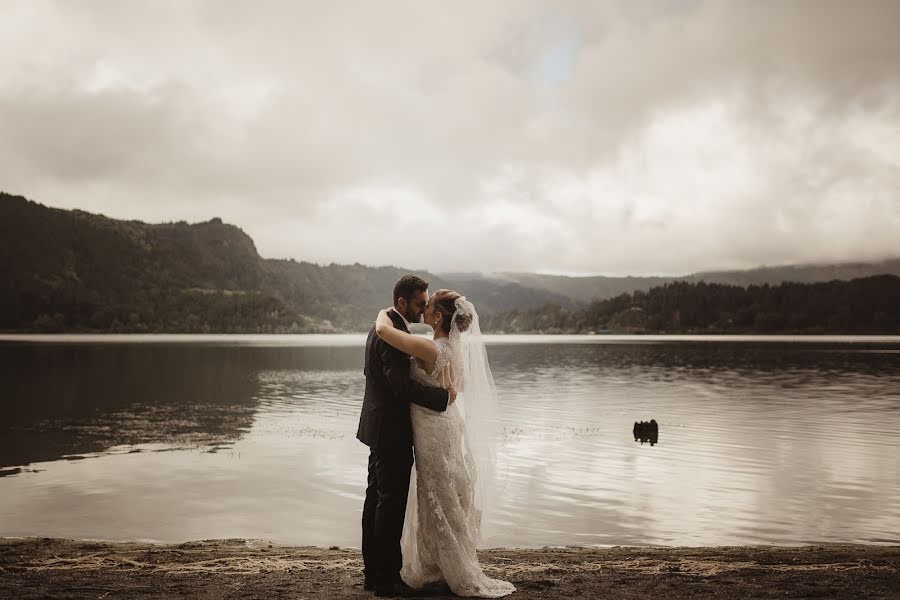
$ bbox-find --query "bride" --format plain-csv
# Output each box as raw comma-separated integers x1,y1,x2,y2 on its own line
374,289,515,598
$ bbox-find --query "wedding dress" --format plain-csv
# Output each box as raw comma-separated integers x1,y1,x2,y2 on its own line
400,300,515,598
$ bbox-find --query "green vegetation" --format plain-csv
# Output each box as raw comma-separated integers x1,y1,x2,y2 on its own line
0,193,563,333
2,192,898,334
497,259,900,303
482,276,900,334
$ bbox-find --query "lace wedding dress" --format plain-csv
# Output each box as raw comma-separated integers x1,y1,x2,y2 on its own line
400,336,515,597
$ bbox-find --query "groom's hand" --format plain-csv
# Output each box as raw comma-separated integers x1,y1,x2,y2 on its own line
447,386,457,405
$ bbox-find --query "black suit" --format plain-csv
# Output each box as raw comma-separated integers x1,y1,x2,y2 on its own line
357,309,449,585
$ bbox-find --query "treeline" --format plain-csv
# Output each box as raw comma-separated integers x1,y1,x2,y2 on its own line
20,287,335,334
481,275,900,334
0,193,331,333
0,192,563,333
4,192,900,335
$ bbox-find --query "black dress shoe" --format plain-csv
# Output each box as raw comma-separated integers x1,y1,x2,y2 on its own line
364,577,376,591
422,581,452,595
374,580,422,597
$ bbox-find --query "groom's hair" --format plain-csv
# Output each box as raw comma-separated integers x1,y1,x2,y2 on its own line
393,275,429,307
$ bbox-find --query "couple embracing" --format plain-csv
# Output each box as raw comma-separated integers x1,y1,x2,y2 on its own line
357,275,515,598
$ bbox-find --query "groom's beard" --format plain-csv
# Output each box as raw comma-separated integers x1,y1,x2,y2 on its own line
400,309,421,324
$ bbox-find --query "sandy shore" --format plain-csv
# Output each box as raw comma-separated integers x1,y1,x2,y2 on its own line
1,538,898,599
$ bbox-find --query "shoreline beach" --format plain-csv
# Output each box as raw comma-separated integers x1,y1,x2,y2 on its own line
2,538,898,599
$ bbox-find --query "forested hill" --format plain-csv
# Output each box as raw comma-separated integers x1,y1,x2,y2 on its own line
0,193,568,333
2,192,899,334
493,259,900,303
482,276,900,334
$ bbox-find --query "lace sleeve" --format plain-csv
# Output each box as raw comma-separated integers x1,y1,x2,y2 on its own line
431,338,454,378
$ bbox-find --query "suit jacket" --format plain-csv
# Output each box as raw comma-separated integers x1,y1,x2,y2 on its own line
356,309,449,450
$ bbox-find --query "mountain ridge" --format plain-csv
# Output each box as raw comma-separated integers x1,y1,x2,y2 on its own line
0,193,575,332
3,191,899,333
489,258,900,304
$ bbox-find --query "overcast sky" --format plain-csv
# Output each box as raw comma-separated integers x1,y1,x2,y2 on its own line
2,1,899,275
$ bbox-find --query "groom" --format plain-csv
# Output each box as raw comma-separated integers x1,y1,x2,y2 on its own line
357,274,455,597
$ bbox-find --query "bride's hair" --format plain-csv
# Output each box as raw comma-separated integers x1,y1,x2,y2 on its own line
432,289,472,334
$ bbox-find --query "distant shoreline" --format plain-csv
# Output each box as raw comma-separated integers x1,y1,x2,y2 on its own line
2,538,898,599
3,332,900,344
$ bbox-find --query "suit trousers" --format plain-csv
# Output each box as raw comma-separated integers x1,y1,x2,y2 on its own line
362,444,414,584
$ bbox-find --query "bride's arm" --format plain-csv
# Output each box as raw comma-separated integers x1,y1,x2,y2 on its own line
375,309,438,364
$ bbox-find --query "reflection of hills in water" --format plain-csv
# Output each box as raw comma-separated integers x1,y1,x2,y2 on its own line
253,368,364,440
0,344,260,469
0,343,363,470
488,339,900,381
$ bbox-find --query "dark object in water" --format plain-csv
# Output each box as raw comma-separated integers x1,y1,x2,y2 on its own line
633,419,659,446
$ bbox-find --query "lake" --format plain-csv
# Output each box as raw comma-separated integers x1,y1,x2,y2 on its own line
1,334,898,548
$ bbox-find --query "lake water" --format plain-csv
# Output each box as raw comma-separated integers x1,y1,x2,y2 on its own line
1,334,899,548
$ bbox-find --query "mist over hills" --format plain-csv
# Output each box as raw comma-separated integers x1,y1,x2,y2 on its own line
489,259,900,304
2,192,898,334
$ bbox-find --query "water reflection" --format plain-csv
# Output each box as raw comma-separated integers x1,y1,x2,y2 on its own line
0,336,898,547
487,341,900,546
0,343,364,468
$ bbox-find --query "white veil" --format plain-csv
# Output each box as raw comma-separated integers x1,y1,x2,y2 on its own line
400,294,505,588
449,296,501,546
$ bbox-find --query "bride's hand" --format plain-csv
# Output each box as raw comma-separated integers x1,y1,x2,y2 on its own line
375,307,393,334
447,386,457,404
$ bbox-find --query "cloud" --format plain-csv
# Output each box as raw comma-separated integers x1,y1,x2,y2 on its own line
0,0,898,274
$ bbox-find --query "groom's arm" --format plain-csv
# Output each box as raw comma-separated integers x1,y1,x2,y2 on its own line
379,341,450,412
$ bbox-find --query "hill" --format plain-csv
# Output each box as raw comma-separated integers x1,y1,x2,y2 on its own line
483,276,900,334
495,259,900,303
3,191,899,334
0,193,568,333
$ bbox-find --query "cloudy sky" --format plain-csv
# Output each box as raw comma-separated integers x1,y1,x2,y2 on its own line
1,1,899,275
